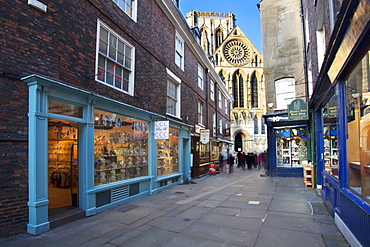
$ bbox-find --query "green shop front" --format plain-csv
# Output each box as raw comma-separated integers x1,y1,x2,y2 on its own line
23,75,192,235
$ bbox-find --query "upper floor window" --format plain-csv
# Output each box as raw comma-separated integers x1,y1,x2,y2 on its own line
219,92,222,108
210,80,215,101
112,0,137,22
166,69,181,118
175,33,184,70
96,21,135,95
224,98,228,113
212,113,216,137
219,118,223,134
198,101,203,125
198,64,204,89
275,78,295,110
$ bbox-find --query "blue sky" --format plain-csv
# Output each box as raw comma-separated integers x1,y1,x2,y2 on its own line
179,0,262,52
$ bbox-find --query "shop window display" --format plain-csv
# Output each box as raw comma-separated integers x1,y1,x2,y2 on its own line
157,128,179,176
94,110,148,186
346,50,370,202
276,127,307,167
323,96,339,178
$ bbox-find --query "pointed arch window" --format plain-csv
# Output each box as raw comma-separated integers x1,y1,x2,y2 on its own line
232,70,244,108
215,29,224,50
254,116,258,134
251,72,258,108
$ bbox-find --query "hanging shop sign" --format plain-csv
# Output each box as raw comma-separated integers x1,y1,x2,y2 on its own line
200,129,210,144
288,99,308,121
155,121,169,139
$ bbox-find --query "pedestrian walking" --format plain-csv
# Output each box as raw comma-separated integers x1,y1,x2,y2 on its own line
237,151,242,168
219,153,224,173
241,152,247,169
257,153,263,169
228,154,234,173
246,153,253,169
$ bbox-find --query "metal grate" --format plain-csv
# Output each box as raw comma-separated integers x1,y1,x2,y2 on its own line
115,204,138,213
111,185,129,202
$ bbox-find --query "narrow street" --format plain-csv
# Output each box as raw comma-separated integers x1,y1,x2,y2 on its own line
1,167,349,247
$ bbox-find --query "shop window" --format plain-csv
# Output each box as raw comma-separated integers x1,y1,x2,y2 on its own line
111,0,137,22
346,50,370,202
323,95,338,178
93,109,148,186
157,128,179,177
276,127,308,167
96,21,135,95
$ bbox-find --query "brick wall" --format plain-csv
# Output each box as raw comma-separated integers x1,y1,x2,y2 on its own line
0,0,221,236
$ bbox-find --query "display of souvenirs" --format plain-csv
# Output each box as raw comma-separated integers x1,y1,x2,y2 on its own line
48,139,78,188
93,119,149,186
157,129,179,177
276,127,308,167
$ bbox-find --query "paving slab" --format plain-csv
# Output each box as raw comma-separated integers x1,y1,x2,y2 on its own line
256,225,326,247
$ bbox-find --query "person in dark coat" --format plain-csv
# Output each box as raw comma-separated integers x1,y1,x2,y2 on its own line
228,154,234,173
219,153,224,173
246,153,253,169
241,152,247,169
237,151,242,168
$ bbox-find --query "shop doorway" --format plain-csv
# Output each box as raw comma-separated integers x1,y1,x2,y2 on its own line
48,119,79,215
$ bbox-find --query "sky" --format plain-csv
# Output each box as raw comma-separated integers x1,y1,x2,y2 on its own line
179,0,262,52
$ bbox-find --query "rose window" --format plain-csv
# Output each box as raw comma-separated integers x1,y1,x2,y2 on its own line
223,40,251,66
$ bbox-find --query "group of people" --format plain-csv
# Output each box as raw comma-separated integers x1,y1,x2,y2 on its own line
219,151,266,174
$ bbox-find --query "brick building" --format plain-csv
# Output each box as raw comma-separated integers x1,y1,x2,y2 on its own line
0,0,231,236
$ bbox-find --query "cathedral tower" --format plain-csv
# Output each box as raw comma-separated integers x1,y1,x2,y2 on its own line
186,11,267,154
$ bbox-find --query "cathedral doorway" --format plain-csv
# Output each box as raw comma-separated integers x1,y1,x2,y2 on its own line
234,133,243,152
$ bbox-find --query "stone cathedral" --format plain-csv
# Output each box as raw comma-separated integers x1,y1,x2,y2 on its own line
186,11,267,154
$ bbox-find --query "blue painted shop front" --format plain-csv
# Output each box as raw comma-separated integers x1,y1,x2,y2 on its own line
264,112,309,177
310,1,370,243
23,74,192,235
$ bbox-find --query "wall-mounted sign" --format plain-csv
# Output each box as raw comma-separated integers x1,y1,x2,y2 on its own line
155,121,169,139
224,128,230,136
288,99,308,121
28,0,47,13
200,129,210,144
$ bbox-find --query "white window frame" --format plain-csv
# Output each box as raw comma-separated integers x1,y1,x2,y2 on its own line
219,92,222,108
198,64,204,89
198,101,203,125
224,98,228,113
212,113,216,137
275,78,295,110
219,118,223,134
96,20,135,95
112,0,138,22
175,33,184,70
166,68,181,118
210,80,215,101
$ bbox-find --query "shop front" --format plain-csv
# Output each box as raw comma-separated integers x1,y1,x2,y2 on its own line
23,74,191,235
264,112,309,177
310,1,370,245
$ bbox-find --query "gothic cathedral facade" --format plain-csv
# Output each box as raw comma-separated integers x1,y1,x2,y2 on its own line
186,11,267,154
